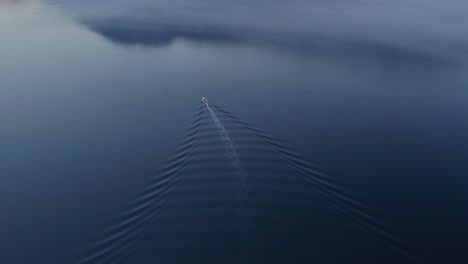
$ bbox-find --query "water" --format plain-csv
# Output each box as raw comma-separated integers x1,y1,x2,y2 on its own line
1,0,468,263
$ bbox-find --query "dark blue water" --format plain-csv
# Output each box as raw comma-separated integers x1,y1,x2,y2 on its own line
1,0,468,263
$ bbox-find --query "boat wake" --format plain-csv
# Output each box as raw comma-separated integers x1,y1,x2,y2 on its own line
74,99,423,264
204,98,254,246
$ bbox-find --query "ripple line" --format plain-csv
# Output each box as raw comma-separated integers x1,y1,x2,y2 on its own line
211,104,423,263
76,107,206,263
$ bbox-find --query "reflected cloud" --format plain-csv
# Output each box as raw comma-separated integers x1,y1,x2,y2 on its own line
85,19,242,47
58,0,468,66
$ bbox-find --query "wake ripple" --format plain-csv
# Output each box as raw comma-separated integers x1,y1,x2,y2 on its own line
74,101,423,264
212,104,423,264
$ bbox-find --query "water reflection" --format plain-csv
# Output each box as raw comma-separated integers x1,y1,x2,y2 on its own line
59,0,468,66
86,21,241,47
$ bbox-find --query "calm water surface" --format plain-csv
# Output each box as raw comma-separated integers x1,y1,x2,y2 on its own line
1,0,468,263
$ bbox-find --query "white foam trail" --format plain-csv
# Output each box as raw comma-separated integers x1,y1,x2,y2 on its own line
205,103,252,229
